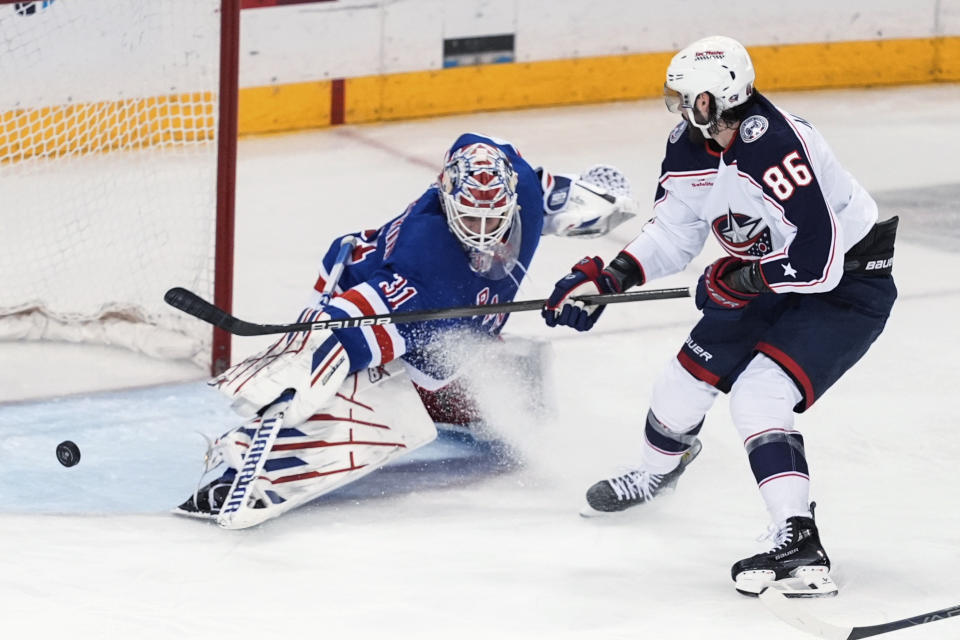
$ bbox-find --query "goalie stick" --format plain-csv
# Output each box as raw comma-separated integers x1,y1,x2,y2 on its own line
760,586,960,639
317,235,357,306
164,286,691,337
216,392,292,530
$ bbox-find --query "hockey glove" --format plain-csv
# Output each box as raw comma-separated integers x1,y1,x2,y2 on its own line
540,168,638,238
695,257,767,319
209,309,351,426
542,256,621,331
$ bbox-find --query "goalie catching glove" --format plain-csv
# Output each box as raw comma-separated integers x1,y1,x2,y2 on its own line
209,308,351,426
540,164,638,238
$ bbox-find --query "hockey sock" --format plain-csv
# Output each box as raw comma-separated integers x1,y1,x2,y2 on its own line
640,410,704,474
731,355,811,523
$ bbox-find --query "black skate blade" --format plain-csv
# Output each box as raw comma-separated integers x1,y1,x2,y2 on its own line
171,505,217,521
171,493,219,521
579,504,619,518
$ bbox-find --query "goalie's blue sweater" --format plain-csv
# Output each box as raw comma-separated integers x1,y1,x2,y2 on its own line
311,133,545,389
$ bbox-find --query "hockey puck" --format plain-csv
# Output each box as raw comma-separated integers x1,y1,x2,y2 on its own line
56,440,81,467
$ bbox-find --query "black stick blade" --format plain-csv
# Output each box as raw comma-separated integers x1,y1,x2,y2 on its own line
164,287,239,332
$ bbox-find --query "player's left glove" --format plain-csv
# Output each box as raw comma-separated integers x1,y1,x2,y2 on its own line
695,257,769,318
209,308,351,426
542,256,621,331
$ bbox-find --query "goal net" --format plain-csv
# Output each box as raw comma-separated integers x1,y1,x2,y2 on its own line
0,0,237,373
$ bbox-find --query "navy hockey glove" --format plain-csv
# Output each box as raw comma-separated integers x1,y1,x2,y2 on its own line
695,257,767,318
543,256,620,331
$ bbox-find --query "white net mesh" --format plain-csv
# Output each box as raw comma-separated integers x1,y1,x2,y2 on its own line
0,0,223,367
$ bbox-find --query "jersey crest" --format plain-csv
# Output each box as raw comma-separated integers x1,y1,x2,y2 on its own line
740,115,768,143
712,209,773,257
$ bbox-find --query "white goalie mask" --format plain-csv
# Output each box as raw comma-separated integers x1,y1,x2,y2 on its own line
439,142,521,278
663,35,755,138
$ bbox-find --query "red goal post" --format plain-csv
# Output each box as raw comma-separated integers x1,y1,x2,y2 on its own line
0,0,240,375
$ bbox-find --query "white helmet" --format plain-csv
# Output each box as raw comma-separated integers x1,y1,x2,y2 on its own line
439,142,520,276
663,35,755,137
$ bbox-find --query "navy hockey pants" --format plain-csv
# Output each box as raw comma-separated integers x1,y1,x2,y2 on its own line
677,272,897,412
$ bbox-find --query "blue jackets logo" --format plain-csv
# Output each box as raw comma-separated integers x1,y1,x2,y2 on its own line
740,115,768,143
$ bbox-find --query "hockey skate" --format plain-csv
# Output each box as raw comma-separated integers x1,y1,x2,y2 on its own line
732,514,837,598
173,469,265,520
581,439,702,516
174,473,228,520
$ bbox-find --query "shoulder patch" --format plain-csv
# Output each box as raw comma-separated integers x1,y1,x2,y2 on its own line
740,115,768,143
669,120,687,144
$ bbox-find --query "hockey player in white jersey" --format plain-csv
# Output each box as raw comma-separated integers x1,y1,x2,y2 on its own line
542,36,897,597
174,133,637,529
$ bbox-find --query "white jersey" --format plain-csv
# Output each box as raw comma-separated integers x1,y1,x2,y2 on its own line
624,93,877,294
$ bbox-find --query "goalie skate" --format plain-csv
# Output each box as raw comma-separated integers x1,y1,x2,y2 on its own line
732,514,838,598
174,469,248,520
580,439,702,517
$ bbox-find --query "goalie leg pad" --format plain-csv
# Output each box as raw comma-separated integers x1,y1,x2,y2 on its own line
242,364,436,525
177,362,438,529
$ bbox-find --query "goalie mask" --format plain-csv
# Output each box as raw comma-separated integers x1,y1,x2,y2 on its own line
663,35,755,138
439,142,521,278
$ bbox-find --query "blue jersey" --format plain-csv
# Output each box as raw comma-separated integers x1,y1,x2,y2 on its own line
312,133,545,385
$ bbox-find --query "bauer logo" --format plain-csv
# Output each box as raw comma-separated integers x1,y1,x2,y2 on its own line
866,258,893,270
684,336,713,361
740,116,768,143
774,547,800,560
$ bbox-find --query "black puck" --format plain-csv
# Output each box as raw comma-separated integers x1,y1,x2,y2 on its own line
56,440,81,467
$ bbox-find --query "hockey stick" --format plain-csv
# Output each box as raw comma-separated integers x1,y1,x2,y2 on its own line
216,391,292,530
317,235,357,306
760,586,960,639
165,286,691,337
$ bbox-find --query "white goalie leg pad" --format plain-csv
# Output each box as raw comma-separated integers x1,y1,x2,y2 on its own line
226,361,437,527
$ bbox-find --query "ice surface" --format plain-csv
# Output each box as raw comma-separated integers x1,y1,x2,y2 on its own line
2,85,959,639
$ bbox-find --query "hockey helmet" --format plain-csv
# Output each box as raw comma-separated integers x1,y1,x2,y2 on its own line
663,35,755,137
439,142,519,260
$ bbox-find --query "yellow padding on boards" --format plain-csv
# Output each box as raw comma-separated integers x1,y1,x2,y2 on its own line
238,81,332,135
344,53,673,123
292,36,960,129
750,38,958,89
3,36,957,156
